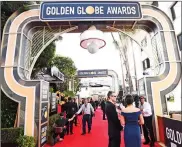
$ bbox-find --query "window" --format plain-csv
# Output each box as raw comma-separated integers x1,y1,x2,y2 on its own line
177,33,182,51
143,58,150,70
170,2,181,21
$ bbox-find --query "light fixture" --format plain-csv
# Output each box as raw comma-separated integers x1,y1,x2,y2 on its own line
80,25,106,54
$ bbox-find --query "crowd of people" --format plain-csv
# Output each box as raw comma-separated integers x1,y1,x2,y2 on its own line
52,92,155,147
52,96,100,144
105,91,155,147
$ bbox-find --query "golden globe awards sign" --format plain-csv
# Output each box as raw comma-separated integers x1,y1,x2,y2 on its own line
40,1,142,21
164,117,182,147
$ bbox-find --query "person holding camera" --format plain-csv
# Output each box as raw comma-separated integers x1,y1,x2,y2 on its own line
53,112,74,143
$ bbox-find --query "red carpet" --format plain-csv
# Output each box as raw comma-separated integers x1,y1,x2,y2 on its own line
45,108,161,147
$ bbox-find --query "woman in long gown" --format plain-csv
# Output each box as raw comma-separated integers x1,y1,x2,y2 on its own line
120,95,144,147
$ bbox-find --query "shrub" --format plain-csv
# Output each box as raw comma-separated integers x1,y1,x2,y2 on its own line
46,114,59,145
1,127,24,144
1,90,18,128
17,135,35,147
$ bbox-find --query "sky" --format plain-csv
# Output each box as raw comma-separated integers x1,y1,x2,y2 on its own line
55,32,123,81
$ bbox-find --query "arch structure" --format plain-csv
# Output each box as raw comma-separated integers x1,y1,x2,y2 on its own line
0,3,181,146
108,70,120,94
77,69,120,94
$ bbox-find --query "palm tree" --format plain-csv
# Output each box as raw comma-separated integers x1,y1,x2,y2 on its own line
111,32,134,94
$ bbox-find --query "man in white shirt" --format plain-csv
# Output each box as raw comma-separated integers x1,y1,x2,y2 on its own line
140,96,155,147
72,98,95,135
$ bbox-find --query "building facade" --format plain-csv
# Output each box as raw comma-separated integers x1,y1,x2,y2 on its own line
125,1,182,112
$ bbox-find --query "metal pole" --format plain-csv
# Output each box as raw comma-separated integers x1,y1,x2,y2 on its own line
130,39,138,91
123,44,133,93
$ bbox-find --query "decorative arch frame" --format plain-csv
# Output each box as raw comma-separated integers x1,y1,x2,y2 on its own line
0,3,181,146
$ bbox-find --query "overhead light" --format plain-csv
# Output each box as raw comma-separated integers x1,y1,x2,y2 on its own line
80,25,106,54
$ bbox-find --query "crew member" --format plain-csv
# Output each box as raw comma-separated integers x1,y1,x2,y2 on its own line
53,112,73,143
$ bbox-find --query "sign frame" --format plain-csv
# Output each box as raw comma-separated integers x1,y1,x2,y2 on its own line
39,81,49,147
77,69,108,78
40,1,142,21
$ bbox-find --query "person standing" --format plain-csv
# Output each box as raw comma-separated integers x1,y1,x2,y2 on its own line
120,95,144,147
65,97,75,135
134,95,140,108
90,98,96,111
72,98,78,126
95,100,99,109
72,98,95,135
105,91,123,147
88,98,95,126
101,98,106,120
140,96,155,147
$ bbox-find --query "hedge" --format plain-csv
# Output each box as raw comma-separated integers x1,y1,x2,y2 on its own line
1,90,18,128
17,135,35,147
1,127,24,144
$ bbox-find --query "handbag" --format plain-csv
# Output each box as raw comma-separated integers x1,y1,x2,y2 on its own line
54,127,63,134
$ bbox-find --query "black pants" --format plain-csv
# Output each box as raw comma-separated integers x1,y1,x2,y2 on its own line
66,114,73,134
90,114,93,126
143,116,155,143
82,114,91,133
53,131,65,139
103,110,106,120
108,135,121,147
53,128,66,144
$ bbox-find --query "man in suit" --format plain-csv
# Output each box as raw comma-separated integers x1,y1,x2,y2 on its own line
72,98,78,126
105,91,123,147
101,98,106,120
64,97,75,135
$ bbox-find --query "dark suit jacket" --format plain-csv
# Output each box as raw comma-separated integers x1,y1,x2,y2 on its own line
105,101,123,137
65,102,75,118
101,100,106,111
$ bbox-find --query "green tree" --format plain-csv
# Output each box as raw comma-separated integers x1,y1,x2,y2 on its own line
74,77,81,93
31,42,56,78
63,90,75,97
52,56,78,92
1,1,32,36
52,56,77,78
